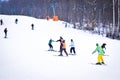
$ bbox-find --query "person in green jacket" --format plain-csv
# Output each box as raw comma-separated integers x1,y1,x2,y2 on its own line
92,43,105,65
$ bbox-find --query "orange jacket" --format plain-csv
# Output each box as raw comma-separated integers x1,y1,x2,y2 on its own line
62,42,66,48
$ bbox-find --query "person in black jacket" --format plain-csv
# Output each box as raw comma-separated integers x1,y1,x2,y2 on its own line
56,36,64,52
31,24,34,30
0,19,3,25
15,18,18,24
4,28,8,38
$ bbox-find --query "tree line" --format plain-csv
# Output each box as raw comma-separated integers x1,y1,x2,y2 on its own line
0,0,120,39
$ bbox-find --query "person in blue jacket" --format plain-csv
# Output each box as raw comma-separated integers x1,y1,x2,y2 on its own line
48,39,54,51
69,39,76,55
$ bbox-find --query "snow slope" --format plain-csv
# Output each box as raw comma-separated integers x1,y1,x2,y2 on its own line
0,15,120,80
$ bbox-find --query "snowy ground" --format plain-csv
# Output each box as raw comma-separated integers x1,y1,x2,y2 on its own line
0,15,120,80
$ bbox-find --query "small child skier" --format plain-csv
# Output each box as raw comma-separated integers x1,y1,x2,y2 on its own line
58,40,68,56
48,39,54,51
69,39,76,55
92,43,105,65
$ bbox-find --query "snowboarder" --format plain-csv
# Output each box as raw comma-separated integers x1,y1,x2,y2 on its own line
58,40,68,56
92,43,105,65
4,28,8,38
56,36,64,52
69,39,76,55
15,18,18,24
31,24,34,30
48,39,54,51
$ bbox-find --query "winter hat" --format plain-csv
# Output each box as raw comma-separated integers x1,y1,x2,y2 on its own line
96,43,99,46
60,36,63,39
71,39,73,41
63,40,65,43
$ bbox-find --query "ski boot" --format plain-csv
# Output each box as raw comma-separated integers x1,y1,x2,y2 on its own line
101,62,105,64
96,62,101,65
58,54,63,56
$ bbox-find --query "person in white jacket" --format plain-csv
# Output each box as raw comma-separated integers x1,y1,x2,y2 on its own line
69,39,76,55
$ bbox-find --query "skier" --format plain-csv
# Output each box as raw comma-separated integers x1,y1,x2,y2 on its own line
4,28,8,38
46,16,50,20
0,19,3,25
15,18,18,24
92,43,105,65
59,40,68,56
56,36,64,52
65,22,67,28
69,39,76,55
48,38,54,51
31,24,34,30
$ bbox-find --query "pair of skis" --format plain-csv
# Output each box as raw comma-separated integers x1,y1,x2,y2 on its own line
90,63,107,66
